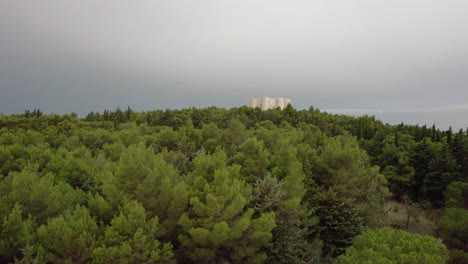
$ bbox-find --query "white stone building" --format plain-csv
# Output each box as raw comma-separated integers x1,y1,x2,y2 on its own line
250,97,291,110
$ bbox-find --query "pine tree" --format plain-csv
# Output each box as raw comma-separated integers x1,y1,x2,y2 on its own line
178,119,202,156
424,145,461,207
8,169,86,225
444,181,468,209
451,129,468,178
252,174,287,214
201,122,221,153
222,118,249,157
447,127,453,147
178,150,275,263
311,135,388,224
410,138,433,200
317,191,363,260
101,143,188,239
233,137,269,183
36,205,99,263
0,204,36,263
336,228,449,264
92,200,174,264
267,146,321,263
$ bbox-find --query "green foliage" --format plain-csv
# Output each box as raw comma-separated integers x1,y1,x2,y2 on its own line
451,129,468,178
201,122,221,153
410,138,434,200
178,119,202,155
5,170,86,225
437,208,468,251
317,191,364,259
101,143,188,238
267,144,323,263
0,106,463,262
222,118,249,157
233,137,269,183
253,174,321,263
0,143,28,176
82,128,114,154
270,146,307,217
92,200,174,264
445,181,468,209
311,135,388,225
252,174,287,214
36,205,98,264
44,147,96,188
424,146,461,207
0,204,36,263
155,126,180,151
336,227,449,264
178,152,275,263
87,193,114,224
448,250,468,264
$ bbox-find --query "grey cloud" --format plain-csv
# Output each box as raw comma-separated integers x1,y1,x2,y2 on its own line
1,1,468,129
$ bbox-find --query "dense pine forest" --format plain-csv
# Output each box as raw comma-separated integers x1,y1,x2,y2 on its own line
0,105,466,263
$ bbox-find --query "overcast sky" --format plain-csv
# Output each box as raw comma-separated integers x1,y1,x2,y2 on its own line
1,1,468,129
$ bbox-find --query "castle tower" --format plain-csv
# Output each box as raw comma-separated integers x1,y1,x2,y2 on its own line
250,98,258,108
276,97,285,109
249,97,291,110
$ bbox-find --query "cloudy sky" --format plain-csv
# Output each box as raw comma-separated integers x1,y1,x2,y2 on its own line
1,1,468,129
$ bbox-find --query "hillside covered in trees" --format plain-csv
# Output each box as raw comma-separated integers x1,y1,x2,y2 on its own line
0,106,466,263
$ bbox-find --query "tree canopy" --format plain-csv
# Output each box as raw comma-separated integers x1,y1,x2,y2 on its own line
336,227,449,264
0,106,465,263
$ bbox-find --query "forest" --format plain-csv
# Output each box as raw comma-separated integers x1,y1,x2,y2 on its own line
0,105,466,263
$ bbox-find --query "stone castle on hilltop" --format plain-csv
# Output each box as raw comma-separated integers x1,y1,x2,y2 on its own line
250,97,291,110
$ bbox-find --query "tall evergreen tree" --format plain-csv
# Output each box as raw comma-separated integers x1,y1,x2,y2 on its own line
100,143,188,239
201,122,221,153
233,137,269,183
92,200,174,264
0,204,36,263
222,118,249,157
316,191,363,260
451,129,468,178
336,228,449,264
424,146,461,207
178,150,275,263
267,146,321,263
36,205,98,263
410,138,434,200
